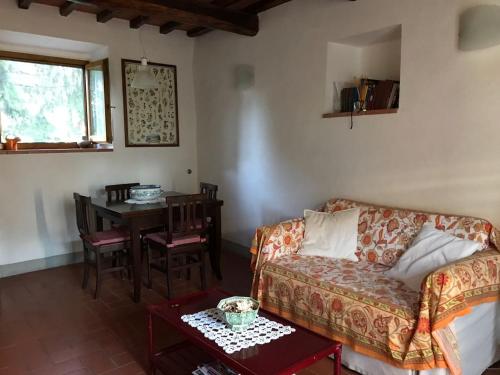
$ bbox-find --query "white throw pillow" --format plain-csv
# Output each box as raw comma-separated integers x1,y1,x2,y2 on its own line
299,208,360,261
386,224,482,291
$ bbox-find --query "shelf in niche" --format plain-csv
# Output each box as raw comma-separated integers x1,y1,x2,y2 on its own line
322,108,398,118
324,24,402,118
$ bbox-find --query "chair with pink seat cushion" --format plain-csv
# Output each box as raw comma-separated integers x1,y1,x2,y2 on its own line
104,183,140,230
74,193,131,299
199,182,217,225
82,228,130,246
105,182,140,203
144,194,210,298
145,232,207,248
200,182,218,200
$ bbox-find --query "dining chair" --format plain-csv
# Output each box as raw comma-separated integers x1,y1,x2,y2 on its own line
144,194,210,299
74,193,131,299
200,182,218,200
104,182,139,231
105,183,140,203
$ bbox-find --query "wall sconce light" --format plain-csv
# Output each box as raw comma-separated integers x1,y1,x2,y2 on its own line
459,5,500,51
234,64,255,91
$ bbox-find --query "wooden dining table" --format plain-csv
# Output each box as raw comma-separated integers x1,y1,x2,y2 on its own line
91,191,224,302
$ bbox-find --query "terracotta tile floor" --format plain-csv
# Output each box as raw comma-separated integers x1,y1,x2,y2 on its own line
0,250,496,375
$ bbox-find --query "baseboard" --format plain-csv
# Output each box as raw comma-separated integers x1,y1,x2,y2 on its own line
0,240,247,278
222,239,251,259
0,252,83,278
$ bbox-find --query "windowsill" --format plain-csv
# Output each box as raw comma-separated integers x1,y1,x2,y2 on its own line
0,148,113,155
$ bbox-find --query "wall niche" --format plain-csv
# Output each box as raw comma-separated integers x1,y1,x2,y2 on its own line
323,24,402,118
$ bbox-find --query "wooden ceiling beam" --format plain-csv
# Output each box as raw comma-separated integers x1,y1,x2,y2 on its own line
211,0,241,6
228,0,262,9
96,9,114,23
160,21,180,34
187,0,264,37
17,0,33,9
130,15,149,29
187,26,212,37
67,0,259,36
59,1,78,16
244,0,292,13
186,0,240,35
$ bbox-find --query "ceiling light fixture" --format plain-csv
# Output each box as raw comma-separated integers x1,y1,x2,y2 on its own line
131,31,159,89
132,57,159,89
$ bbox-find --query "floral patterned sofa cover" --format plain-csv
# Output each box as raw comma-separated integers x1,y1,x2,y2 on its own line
250,198,500,375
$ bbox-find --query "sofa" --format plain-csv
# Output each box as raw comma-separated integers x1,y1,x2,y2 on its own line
250,198,500,375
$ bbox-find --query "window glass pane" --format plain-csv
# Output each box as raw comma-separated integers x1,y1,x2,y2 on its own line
88,69,106,142
0,59,85,143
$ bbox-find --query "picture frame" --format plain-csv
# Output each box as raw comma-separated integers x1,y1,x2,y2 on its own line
121,59,179,147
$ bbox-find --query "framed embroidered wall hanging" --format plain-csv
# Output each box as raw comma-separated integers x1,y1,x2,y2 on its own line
121,59,179,147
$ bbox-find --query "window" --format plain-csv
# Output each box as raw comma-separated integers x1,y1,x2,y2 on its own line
0,51,111,149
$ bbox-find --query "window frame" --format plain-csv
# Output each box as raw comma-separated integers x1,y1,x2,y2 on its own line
0,50,112,149
85,59,112,144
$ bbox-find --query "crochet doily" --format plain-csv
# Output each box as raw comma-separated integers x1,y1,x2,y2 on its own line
181,308,295,354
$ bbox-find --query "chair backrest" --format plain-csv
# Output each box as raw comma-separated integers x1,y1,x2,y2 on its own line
164,194,210,244
105,183,140,202
73,192,92,236
200,182,218,200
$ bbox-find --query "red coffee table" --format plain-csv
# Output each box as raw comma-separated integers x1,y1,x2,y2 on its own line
147,289,342,375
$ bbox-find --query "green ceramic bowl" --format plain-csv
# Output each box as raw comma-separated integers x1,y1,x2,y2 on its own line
217,296,260,332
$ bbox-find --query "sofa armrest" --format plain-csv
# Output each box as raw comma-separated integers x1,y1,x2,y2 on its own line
249,218,305,297
249,218,305,271
418,249,500,331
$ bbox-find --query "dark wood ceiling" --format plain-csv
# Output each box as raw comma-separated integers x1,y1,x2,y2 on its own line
17,0,293,37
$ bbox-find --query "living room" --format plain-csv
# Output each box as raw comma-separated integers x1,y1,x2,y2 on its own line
0,0,499,374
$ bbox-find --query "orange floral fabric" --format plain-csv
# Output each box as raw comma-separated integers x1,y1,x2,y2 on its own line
324,198,492,267
256,251,500,374
250,218,304,297
257,255,424,367
249,198,500,375
420,249,500,330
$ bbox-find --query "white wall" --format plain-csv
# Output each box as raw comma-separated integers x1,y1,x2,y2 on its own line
0,2,199,265
194,0,500,247
361,39,401,81
325,43,361,112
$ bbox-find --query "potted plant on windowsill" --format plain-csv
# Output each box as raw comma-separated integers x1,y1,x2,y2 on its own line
5,136,21,151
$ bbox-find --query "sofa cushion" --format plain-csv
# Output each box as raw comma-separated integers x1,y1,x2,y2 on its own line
386,224,483,291
256,251,500,373
258,254,420,364
300,208,359,261
323,198,492,267
262,254,419,310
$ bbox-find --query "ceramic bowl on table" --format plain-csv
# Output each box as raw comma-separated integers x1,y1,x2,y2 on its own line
129,185,162,201
217,296,260,331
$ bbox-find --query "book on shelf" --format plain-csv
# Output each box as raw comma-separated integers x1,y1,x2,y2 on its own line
372,80,400,110
360,78,379,110
333,79,399,114
340,87,350,112
387,83,398,109
340,86,360,112
193,361,240,375
372,80,394,109
389,82,400,109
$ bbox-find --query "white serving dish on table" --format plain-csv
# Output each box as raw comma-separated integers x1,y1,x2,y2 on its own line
129,185,162,201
